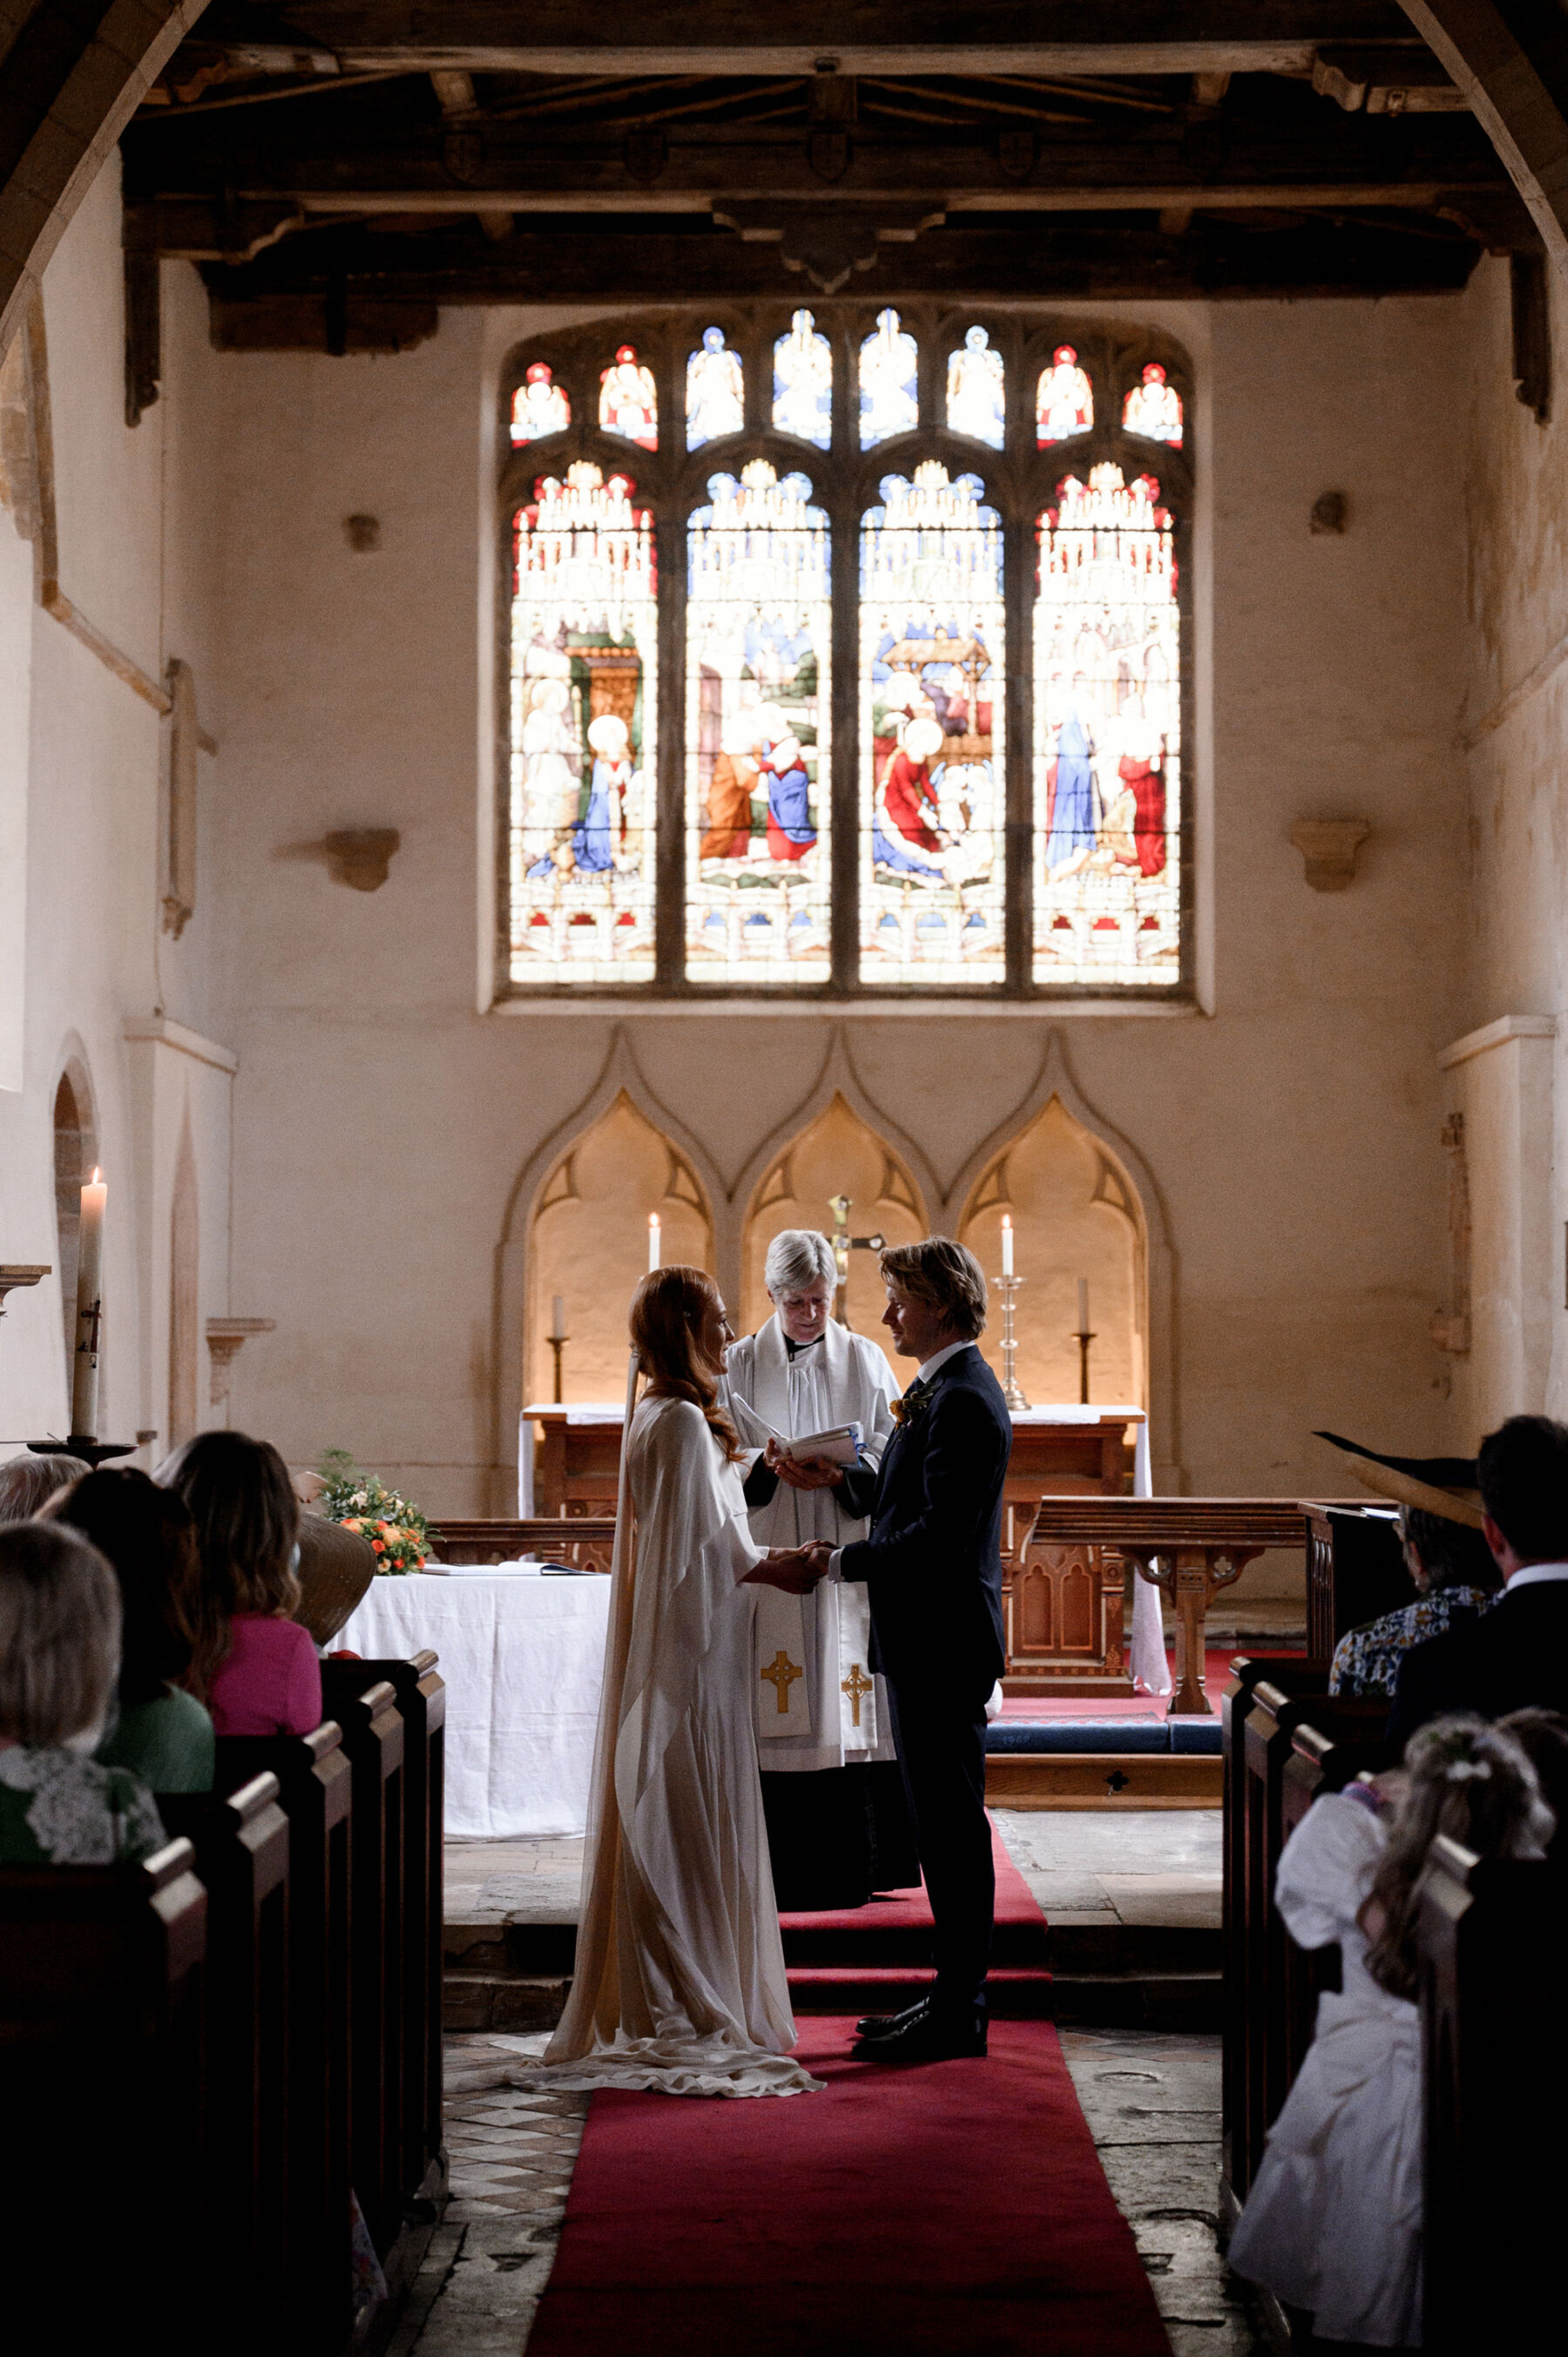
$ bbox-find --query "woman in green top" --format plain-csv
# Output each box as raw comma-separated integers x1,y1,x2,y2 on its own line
44,1468,215,1794
0,1521,166,1864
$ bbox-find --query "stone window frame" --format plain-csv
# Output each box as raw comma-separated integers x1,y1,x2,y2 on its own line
493,305,1194,1005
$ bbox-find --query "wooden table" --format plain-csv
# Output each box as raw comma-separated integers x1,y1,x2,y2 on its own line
527,1412,623,1516
1025,1498,1313,1715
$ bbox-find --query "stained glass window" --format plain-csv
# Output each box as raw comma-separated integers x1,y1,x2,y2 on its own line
773,309,832,448
511,362,570,444
860,309,918,449
686,462,831,981
946,326,1004,449
1123,362,1183,445
686,327,745,449
1032,464,1179,985
1037,345,1093,445
599,345,658,449
509,463,658,983
859,464,1004,984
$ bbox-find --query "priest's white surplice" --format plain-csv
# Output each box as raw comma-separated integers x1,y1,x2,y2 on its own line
511,1392,820,2098
723,1316,899,1772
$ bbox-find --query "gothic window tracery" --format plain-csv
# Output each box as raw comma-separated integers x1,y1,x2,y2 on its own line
498,313,1191,1001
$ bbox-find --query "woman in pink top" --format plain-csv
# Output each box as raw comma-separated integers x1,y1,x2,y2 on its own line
157,1431,321,1738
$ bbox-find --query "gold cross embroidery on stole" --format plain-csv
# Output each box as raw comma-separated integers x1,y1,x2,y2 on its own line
760,1649,804,1714
841,1662,874,1727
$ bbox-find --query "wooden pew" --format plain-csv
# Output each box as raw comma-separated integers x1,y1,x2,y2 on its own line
339,1649,448,2215
0,1839,207,2340
214,1724,355,2350
159,1774,292,2340
320,1669,407,2262
1303,1502,1409,1659
1416,1839,1568,2353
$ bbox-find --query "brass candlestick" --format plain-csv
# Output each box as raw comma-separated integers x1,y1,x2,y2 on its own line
996,1274,1030,1411
546,1334,569,1403
1074,1324,1096,1405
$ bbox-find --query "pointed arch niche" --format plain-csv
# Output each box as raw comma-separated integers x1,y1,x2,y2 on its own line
740,1094,924,1344
527,1091,713,1403
958,1098,1147,1409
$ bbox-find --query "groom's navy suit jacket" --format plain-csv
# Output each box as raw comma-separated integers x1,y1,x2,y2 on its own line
839,1344,1010,1703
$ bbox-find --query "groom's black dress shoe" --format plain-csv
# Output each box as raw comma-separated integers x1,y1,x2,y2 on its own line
855,1997,929,2039
852,2007,988,2063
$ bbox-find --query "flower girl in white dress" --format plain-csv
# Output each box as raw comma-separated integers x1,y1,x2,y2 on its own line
1228,1716,1553,2347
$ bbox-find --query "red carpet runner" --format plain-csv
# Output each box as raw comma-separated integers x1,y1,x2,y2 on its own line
526,1826,1168,2357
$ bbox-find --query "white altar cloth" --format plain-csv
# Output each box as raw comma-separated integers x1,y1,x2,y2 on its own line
335,1570,611,1839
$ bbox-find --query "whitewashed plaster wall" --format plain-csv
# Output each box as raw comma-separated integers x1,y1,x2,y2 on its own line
1450,255,1568,1433
196,283,1475,1585
0,166,236,1460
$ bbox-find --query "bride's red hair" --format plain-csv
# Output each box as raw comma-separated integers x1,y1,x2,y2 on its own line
630,1265,742,1462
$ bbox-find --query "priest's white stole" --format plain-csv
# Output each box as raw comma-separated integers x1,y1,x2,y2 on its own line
754,1588,814,1739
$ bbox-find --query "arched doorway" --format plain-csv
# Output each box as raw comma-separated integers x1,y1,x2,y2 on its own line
957,1095,1146,1408
527,1090,713,1403
740,1093,924,1347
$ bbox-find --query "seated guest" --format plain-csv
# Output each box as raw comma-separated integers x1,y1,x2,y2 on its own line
0,1521,167,1863
43,1469,214,1792
157,1431,321,1737
1329,1502,1500,1698
1499,1707,1568,1859
0,1451,91,1524
1389,1414,1568,1744
1227,1715,1552,2347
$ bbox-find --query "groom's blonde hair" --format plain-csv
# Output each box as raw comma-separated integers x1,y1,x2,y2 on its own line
879,1238,988,1340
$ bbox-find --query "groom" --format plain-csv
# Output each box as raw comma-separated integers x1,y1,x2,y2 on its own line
811,1237,1010,2061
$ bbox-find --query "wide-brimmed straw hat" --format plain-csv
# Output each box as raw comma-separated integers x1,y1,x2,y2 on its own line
1315,1431,1486,1530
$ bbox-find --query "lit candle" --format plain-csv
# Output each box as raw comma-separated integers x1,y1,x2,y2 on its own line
1001,1213,1014,1277
71,1166,106,1438
551,1295,565,1341
1078,1277,1089,1334
648,1212,661,1270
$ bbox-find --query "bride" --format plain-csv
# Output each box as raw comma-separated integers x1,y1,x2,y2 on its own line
517,1263,825,2097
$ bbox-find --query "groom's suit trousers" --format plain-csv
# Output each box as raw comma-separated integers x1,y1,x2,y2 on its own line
883,1676,994,2010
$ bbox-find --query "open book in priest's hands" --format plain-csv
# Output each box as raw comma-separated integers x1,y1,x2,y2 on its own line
769,1421,865,1468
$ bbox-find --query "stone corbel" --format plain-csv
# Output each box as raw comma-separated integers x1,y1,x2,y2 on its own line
206,1317,276,1406
0,1265,50,1316
1289,817,1370,891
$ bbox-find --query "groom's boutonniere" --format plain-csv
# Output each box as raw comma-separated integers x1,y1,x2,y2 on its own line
889,1378,934,1430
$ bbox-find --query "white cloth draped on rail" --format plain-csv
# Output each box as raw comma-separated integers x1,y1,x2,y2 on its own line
508,1391,821,2100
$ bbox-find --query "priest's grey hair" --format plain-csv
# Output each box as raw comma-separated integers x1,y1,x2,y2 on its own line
765,1229,837,1298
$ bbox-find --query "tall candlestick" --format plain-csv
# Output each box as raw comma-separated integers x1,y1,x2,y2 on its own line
71,1166,106,1439
1001,1213,1014,1277
648,1213,661,1270
551,1294,565,1341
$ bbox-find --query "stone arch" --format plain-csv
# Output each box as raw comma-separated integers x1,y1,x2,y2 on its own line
947,1031,1181,1486
740,1093,927,1345
51,1047,98,1392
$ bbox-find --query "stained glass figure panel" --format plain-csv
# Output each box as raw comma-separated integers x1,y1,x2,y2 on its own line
860,308,919,449
1036,345,1093,445
511,362,571,444
598,345,658,449
509,463,658,983
858,463,1004,985
773,309,832,448
945,326,1004,449
686,327,745,450
1033,464,1179,985
686,463,831,983
1123,362,1183,445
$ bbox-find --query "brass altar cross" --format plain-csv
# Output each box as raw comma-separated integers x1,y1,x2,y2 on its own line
760,1649,804,1715
841,1662,874,1728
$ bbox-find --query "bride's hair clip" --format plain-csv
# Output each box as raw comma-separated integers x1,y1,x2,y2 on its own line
1443,1758,1492,1783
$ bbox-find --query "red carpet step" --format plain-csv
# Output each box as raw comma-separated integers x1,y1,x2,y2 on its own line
525,2014,1168,2357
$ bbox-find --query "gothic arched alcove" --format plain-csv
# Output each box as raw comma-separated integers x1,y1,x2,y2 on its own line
740,1092,924,1347
957,1095,1146,1409
527,1090,713,1403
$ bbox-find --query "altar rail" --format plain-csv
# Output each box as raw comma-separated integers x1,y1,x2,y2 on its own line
434,1515,615,1571
1220,1664,1566,2347
0,1651,447,2354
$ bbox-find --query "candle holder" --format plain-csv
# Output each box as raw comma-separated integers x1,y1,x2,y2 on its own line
546,1333,569,1404
1073,1324,1097,1406
26,1436,136,1467
996,1273,1030,1411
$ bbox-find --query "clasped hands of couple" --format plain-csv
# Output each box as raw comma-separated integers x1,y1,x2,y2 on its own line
741,1437,841,1595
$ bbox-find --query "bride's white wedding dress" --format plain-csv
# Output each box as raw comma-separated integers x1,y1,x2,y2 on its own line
509,1392,821,2098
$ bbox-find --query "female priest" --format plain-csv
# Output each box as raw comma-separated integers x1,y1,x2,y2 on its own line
724,1229,919,1910
512,1264,823,2098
